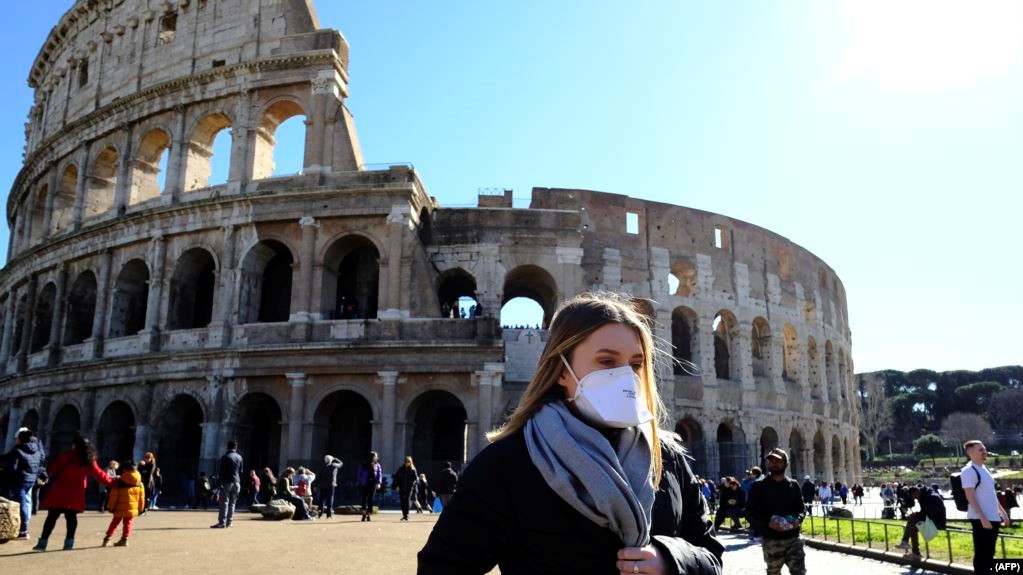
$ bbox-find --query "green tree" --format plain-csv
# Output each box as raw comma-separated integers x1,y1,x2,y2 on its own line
953,381,1004,413
913,433,945,466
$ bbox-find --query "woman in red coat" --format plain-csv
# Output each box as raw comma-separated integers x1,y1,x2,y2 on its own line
32,435,114,551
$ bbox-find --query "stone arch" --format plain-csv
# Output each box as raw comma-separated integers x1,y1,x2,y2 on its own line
30,281,57,353
231,392,282,473
813,430,826,480
20,408,40,432
108,259,150,338
831,433,843,482
184,112,233,192
311,390,373,486
712,310,739,381
63,270,98,345
252,98,307,180
85,146,118,219
825,340,838,402
437,268,478,318
501,265,558,328
51,163,77,235
782,324,799,383
168,247,217,330
759,427,780,467
671,306,700,373
837,349,848,402
807,337,822,399
674,416,707,476
716,420,748,478
789,428,806,479
751,317,772,379
238,240,294,323
130,128,171,205
29,183,49,244
669,259,697,297
405,389,469,481
154,394,205,495
10,293,28,356
50,403,81,455
321,234,380,320
96,400,135,464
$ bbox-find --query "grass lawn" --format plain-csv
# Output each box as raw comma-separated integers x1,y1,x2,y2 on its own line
802,516,1023,564
999,471,1023,481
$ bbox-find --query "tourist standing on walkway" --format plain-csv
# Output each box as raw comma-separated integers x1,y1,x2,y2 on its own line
817,482,833,515
246,469,261,505
318,455,342,518
195,472,212,509
211,440,243,528
434,460,458,508
800,476,816,516
746,449,806,575
837,481,849,505
740,467,762,541
138,452,157,509
962,440,1010,574
33,435,114,551
357,452,382,522
102,460,145,547
416,473,433,513
393,456,419,521
98,460,119,512
0,428,45,540
894,485,946,561
418,293,723,574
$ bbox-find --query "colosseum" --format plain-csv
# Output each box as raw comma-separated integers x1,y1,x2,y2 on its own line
0,0,859,501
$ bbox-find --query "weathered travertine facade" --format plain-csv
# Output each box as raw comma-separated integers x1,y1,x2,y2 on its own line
0,0,858,497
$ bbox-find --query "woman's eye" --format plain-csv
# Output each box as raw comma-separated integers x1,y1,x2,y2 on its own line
631,364,643,371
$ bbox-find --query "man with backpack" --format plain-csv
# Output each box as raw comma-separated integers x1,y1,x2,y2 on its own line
894,485,946,561
957,440,1010,574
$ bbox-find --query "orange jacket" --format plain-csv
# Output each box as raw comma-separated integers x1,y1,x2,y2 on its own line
106,470,146,519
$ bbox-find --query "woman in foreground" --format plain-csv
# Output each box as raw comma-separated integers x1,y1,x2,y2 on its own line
418,293,723,575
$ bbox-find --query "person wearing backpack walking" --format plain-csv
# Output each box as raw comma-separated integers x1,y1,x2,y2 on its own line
960,440,1010,574
893,486,946,561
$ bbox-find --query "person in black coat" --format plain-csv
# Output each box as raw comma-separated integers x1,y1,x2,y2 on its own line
418,293,723,575
434,460,458,507
894,486,947,559
393,456,419,521
713,478,746,531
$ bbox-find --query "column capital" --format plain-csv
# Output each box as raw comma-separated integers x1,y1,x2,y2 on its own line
285,372,307,386
299,216,319,228
377,371,399,385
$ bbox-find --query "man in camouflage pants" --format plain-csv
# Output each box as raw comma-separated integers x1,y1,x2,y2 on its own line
746,448,807,575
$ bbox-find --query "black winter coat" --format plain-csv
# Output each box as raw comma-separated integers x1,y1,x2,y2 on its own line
919,487,947,529
417,430,723,575
0,438,45,488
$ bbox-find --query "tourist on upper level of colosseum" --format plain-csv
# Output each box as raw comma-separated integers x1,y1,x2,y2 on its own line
418,292,723,575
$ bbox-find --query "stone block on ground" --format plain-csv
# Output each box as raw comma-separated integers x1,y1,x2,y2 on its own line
251,499,295,520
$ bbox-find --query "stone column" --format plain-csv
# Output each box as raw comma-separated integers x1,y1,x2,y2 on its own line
379,205,410,319
71,145,91,231
46,266,69,366
378,371,398,470
81,389,97,440
4,401,22,451
42,170,58,239
305,73,334,175
165,105,187,203
142,235,166,352
0,290,17,366
210,225,237,347
227,90,252,195
21,187,38,253
113,124,133,213
89,250,113,358
285,373,308,468
474,363,505,457
17,276,38,372
737,320,755,393
291,216,319,322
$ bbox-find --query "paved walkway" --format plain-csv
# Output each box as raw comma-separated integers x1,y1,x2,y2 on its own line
717,533,942,574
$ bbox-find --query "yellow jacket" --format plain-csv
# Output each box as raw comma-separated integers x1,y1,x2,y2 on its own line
106,470,146,519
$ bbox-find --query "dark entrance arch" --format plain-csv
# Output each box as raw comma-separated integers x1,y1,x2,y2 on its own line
64,271,98,345
407,390,467,482
759,427,779,467
233,393,282,473
50,405,81,456
30,283,57,353
168,249,216,330
238,241,294,324
675,417,707,477
322,236,379,320
108,260,149,338
437,268,479,318
312,390,373,495
789,429,806,480
96,401,136,464
155,395,204,502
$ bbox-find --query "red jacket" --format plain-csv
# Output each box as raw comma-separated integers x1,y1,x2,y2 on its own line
40,449,115,513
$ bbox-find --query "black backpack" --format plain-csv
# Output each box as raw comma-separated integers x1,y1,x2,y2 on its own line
950,465,981,512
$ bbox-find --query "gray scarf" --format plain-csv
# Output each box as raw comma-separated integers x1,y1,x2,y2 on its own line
524,401,655,547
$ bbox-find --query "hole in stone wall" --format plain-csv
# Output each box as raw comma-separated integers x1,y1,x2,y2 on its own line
78,60,89,89
159,14,178,45
626,212,639,235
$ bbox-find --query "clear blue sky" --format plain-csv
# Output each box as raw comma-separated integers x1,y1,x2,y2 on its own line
1,1,1020,373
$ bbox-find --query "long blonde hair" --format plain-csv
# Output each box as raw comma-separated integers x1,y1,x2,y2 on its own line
487,292,671,483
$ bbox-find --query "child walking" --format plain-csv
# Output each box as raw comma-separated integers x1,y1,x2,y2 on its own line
103,461,145,547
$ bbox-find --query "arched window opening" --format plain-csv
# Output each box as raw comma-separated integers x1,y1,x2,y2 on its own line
108,260,150,338
782,324,799,383
10,294,28,355
233,393,282,472
86,147,118,219
130,129,171,205
713,311,738,381
832,434,843,482
239,241,294,324
20,409,40,432
96,401,135,464
759,427,780,467
838,351,848,402
30,184,48,244
322,236,379,320
312,390,372,488
675,418,706,475
51,165,77,235
253,100,306,180
184,113,233,191
808,337,822,399
717,422,748,478
825,340,838,401
789,429,805,479
168,248,217,330
30,282,57,353
438,269,479,319
671,307,699,373
500,297,544,329
50,405,81,455
813,431,826,479
670,260,697,297
751,317,771,378
63,271,98,345
407,390,468,481
502,265,558,328
155,395,204,502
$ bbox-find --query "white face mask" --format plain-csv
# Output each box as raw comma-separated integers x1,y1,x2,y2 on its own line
559,354,654,428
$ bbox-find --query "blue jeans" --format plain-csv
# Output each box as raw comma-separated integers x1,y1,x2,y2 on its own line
319,486,336,517
8,481,34,536
217,483,240,526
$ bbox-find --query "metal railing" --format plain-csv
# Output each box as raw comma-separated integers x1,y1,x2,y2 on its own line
806,514,1023,566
